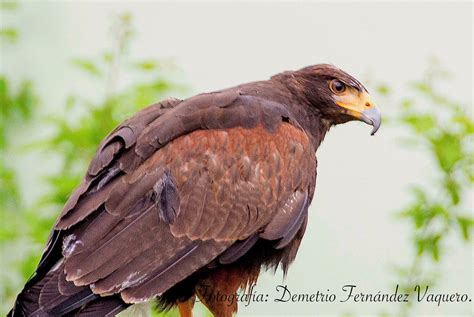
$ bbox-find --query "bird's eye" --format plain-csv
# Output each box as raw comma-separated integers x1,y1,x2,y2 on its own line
329,80,346,94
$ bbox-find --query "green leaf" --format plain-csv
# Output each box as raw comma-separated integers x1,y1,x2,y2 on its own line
412,81,432,94
401,113,436,134
444,177,460,205
0,162,19,210
416,234,442,261
65,95,77,110
398,203,426,228
452,115,474,135
0,28,18,43
401,98,414,110
0,1,19,10
430,133,463,173
456,216,474,241
15,80,37,118
376,84,390,96
71,58,102,77
102,52,113,63
132,60,159,72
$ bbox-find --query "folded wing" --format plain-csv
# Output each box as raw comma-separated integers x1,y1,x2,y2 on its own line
18,89,316,315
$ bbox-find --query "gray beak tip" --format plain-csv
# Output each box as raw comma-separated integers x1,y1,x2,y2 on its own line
362,107,381,136
370,125,380,136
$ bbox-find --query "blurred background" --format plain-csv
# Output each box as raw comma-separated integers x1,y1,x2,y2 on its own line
0,1,472,316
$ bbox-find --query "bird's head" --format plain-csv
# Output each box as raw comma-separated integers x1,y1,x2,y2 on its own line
288,64,381,135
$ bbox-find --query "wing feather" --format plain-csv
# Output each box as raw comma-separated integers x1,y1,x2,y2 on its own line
30,90,316,311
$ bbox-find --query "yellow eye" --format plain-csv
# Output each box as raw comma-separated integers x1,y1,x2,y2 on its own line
329,80,346,94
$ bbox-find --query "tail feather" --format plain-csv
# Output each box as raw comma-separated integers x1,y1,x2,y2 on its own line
8,228,129,317
75,296,128,317
8,262,127,317
8,277,46,317
38,266,94,315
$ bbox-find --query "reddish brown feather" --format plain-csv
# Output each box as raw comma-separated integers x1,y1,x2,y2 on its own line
58,122,315,305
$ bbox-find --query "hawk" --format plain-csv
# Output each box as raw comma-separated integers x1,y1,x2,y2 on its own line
9,64,381,317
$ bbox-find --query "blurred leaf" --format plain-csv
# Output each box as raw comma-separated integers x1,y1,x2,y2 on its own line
132,60,159,71
71,58,102,77
0,28,18,43
443,177,460,205
416,234,441,261
0,77,37,125
398,202,426,229
412,81,432,94
452,115,474,134
65,95,77,110
401,98,414,110
401,113,436,134
0,1,19,10
375,84,390,96
0,162,19,210
430,133,463,173
150,307,180,317
456,216,474,241
102,52,113,63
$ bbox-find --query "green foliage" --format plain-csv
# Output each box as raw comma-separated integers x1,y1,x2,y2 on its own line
0,76,38,226
0,78,36,145
0,1,19,44
375,83,391,96
0,71,39,317
0,27,17,43
70,58,103,77
397,62,473,242
40,13,184,212
0,1,18,10
378,60,473,317
0,5,41,313
0,12,185,316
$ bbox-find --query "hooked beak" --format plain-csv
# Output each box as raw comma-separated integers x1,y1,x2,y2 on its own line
335,91,381,135
360,106,381,135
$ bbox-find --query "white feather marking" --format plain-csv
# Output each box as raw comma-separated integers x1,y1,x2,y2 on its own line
62,234,84,257
119,271,148,291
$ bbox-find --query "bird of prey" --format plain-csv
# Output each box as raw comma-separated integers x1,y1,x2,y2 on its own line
9,64,381,317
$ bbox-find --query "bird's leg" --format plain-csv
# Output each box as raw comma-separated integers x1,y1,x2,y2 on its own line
196,268,245,317
177,296,195,317
196,286,238,317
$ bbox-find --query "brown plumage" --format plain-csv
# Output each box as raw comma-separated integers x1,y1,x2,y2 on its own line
9,64,381,317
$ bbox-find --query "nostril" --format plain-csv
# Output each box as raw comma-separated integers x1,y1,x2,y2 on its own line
365,102,371,108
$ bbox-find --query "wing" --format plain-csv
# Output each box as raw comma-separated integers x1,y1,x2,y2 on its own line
29,88,317,312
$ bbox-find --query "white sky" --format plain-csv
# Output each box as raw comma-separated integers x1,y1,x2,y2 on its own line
1,2,473,316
